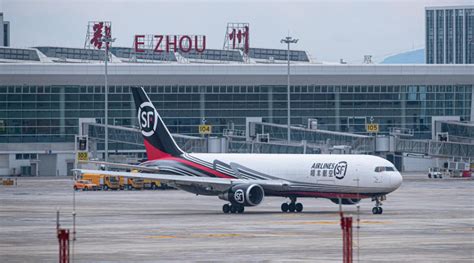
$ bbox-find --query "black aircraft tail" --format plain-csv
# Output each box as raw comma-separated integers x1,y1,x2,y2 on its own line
131,87,184,160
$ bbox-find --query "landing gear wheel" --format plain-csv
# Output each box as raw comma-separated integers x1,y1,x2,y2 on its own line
222,204,230,214
237,206,245,214
295,203,303,213
230,205,238,213
281,203,289,212
288,203,296,213
372,196,385,215
372,207,383,214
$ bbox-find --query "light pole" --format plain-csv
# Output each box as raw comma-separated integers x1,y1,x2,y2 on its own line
281,36,298,142
102,36,115,162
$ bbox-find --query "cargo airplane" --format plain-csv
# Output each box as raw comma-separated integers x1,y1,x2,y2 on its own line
77,87,402,214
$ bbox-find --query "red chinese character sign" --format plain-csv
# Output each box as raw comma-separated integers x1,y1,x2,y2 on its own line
85,21,112,50
223,23,250,55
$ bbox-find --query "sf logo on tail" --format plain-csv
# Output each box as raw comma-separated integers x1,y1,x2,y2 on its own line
138,102,158,137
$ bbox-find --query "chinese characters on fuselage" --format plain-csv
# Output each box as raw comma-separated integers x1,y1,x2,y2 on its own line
310,161,348,180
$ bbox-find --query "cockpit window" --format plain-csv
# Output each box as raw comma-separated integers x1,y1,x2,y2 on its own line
375,166,396,172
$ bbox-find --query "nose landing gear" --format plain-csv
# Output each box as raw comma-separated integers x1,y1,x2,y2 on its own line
281,197,303,213
372,206,383,214
372,196,385,214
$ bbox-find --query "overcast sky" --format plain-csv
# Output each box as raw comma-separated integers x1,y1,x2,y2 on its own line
1,0,472,63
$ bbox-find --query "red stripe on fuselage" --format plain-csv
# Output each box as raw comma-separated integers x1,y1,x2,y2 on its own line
144,140,172,160
283,191,369,199
163,156,235,179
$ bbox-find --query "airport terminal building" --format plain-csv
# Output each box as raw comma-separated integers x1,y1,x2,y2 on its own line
425,5,474,64
0,46,473,176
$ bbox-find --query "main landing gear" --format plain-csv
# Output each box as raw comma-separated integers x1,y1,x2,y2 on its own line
281,197,303,213
372,196,385,214
222,203,244,214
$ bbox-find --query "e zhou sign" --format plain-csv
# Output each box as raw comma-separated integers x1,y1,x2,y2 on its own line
134,34,206,53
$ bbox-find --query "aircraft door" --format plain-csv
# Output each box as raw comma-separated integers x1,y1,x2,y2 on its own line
374,173,384,184
373,166,385,184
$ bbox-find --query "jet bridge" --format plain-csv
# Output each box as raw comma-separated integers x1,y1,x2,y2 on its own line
434,121,474,144
247,122,375,154
247,121,474,158
395,139,474,159
80,121,473,160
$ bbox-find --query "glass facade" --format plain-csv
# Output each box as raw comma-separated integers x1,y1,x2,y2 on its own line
179,49,243,62
3,23,9,47
426,6,474,64
0,47,39,61
0,85,471,143
446,9,454,64
455,9,464,63
436,10,445,63
467,8,474,63
110,47,177,62
35,46,105,61
426,10,435,64
248,48,309,61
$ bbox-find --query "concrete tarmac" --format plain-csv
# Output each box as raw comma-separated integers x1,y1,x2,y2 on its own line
0,175,473,262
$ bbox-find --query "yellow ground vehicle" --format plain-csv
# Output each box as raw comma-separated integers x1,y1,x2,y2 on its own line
81,173,120,190
143,179,163,190
1,178,15,186
130,169,164,190
119,176,144,190
74,180,98,191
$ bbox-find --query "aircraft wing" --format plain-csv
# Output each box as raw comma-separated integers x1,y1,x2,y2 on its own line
74,169,288,193
78,160,161,173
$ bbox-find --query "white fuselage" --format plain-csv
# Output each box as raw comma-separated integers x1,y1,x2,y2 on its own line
188,153,403,196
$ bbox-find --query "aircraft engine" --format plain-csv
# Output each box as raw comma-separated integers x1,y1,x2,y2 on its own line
330,198,361,205
219,184,265,206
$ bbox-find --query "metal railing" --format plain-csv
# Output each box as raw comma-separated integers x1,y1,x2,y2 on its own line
251,122,374,154
389,127,414,137
227,140,321,154
83,123,206,153
82,122,474,158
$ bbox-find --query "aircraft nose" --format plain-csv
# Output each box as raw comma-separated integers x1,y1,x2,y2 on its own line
392,172,403,189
